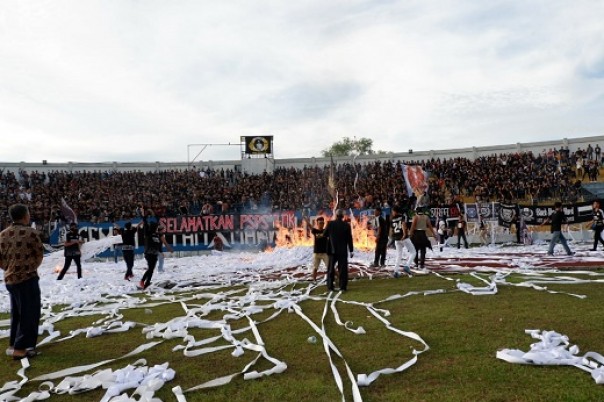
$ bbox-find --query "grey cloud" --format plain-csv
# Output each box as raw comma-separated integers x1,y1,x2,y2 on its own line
244,80,363,123
579,55,604,80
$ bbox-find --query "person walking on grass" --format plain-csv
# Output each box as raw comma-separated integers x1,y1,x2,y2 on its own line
138,210,162,290
390,207,414,278
587,200,604,251
410,206,435,270
117,221,138,280
57,222,84,280
541,201,573,256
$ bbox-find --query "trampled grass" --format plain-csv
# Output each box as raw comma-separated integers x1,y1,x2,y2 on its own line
2,272,604,401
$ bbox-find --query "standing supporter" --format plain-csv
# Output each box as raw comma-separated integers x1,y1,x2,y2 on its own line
372,207,389,267
310,217,329,282
456,214,469,249
409,207,435,270
138,211,162,290
541,201,573,256
118,221,138,280
576,155,585,179
324,209,354,291
479,218,489,246
156,224,173,273
0,204,44,359
57,223,84,280
513,212,522,244
587,200,604,251
112,224,122,263
390,207,414,277
437,217,448,252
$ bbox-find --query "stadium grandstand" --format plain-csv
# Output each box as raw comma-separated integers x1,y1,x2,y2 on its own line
1,135,604,250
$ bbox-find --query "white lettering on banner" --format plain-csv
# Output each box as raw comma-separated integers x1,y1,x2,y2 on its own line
536,208,549,217
182,233,196,247
430,207,455,218
243,230,256,244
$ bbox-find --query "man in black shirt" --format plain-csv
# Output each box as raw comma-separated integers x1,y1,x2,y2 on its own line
324,209,354,291
57,223,84,280
587,200,604,251
390,207,414,277
456,214,469,249
117,221,138,280
372,207,389,267
310,217,329,282
541,201,573,256
138,211,162,289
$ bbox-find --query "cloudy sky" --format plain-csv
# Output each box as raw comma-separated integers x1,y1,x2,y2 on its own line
1,0,603,163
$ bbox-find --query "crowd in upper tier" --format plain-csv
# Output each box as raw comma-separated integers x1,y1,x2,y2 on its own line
0,144,601,230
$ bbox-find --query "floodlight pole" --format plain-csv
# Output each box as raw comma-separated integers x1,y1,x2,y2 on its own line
187,143,241,169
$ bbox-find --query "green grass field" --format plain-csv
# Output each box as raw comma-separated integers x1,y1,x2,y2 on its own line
2,272,604,401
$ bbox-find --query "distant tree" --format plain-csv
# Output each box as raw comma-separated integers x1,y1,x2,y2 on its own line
321,136,376,157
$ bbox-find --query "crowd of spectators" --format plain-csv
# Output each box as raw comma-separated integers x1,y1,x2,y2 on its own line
0,145,600,231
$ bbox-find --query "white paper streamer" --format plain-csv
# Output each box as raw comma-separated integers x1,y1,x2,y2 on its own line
5,241,604,401
497,329,604,384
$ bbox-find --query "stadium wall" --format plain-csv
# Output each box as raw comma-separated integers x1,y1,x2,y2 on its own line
2,135,603,174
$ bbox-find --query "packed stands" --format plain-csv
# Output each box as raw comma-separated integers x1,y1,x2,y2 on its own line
0,147,600,232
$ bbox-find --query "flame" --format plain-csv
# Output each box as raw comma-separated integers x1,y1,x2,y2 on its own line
271,215,376,252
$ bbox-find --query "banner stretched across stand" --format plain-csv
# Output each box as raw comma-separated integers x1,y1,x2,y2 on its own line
46,200,596,257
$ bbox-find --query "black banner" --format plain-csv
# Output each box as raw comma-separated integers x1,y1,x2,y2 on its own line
466,202,499,222
498,203,518,228
466,201,594,226
243,136,273,154
518,201,593,225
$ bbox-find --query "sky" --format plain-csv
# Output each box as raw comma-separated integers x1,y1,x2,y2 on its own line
1,0,604,163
